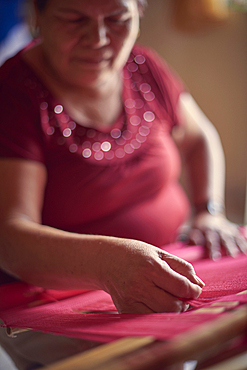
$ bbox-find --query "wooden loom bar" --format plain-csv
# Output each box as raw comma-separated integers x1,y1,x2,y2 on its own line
43,336,155,370
43,305,247,370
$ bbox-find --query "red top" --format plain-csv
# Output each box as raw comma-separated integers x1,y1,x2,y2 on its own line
0,44,190,249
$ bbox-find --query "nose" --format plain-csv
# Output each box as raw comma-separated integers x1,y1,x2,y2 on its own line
87,19,110,49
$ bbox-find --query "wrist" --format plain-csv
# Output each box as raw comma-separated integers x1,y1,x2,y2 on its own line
193,200,225,216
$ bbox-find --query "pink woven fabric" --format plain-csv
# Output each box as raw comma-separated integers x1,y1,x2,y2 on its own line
0,246,246,342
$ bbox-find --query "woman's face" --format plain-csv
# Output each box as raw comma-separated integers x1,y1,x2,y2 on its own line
35,0,140,88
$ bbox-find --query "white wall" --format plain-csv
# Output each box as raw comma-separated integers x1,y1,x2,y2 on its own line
139,0,247,223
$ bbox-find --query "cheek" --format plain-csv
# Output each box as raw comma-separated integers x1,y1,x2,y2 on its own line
112,29,139,69
41,22,79,55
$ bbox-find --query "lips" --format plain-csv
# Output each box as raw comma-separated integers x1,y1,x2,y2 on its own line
73,52,113,65
78,57,110,64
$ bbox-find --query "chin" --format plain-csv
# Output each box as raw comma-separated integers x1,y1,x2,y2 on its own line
71,68,116,87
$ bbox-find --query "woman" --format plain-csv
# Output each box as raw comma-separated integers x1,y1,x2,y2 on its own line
1,0,246,314
0,0,246,367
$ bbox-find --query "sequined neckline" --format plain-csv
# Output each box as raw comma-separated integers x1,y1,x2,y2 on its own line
22,49,157,164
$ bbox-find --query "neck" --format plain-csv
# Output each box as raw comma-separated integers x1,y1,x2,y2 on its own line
69,71,122,100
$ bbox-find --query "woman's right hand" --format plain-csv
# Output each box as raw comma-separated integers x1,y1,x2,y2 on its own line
100,239,204,314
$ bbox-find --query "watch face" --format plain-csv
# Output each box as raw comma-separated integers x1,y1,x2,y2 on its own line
207,200,225,215
194,200,225,216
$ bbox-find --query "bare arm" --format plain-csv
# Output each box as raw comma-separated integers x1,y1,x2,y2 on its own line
0,158,203,313
173,92,247,258
0,158,103,290
174,92,225,209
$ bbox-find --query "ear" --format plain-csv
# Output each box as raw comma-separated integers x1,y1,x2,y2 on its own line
27,0,41,37
137,6,145,18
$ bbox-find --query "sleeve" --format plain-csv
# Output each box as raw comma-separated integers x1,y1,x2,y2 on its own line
0,80,46,163
135,45,187,128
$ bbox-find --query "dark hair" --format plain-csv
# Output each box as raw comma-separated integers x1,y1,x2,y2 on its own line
35,0,147,12
35,0,48,11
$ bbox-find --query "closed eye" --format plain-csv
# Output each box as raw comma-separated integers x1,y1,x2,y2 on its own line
106,14,131,25
59,16,88,24
107,17,126,23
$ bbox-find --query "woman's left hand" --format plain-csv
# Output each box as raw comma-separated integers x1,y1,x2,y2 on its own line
186,213,247,259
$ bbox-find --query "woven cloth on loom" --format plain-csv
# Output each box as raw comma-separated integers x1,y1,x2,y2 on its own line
0,244,246,342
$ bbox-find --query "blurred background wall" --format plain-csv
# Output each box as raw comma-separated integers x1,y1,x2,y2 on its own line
0,0,31,65
139,0,247,224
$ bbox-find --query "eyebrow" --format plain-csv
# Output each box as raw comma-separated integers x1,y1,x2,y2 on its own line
56,6,130,16
56,8,86,15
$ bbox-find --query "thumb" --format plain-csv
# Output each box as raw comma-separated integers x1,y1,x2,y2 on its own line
159,252,205,288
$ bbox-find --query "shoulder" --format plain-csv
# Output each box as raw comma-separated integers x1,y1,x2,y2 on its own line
131,44,176,76
0,50,24,86
130,44,185,93
0,48,39,114
0,40,40,92
128,44,186,127
131,44,160,60
0,48,46,162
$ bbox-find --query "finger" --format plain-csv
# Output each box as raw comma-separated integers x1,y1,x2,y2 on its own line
119,285,190,314
111,292,156,314
220,232,240,257
235,235,247,254
118,301,155,314
188,228,205,246
159,252,205,288
153,261,203,300
239,226,247,239
142,285,190,313
204,229,221,260
112,279,191,314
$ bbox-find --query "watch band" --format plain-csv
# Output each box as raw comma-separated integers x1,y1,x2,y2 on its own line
194,200,225,216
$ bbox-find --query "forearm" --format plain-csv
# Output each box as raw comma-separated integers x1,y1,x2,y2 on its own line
176,95,247,257
0,216,121,291
178,93,226,215
0,201,205,314
184,125,226,214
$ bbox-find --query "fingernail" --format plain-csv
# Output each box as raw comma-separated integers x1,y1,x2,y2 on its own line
182,303,190,312
211,251,221,261
194,275,205,287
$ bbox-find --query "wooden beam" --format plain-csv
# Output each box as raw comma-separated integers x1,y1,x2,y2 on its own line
43,336,155,370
